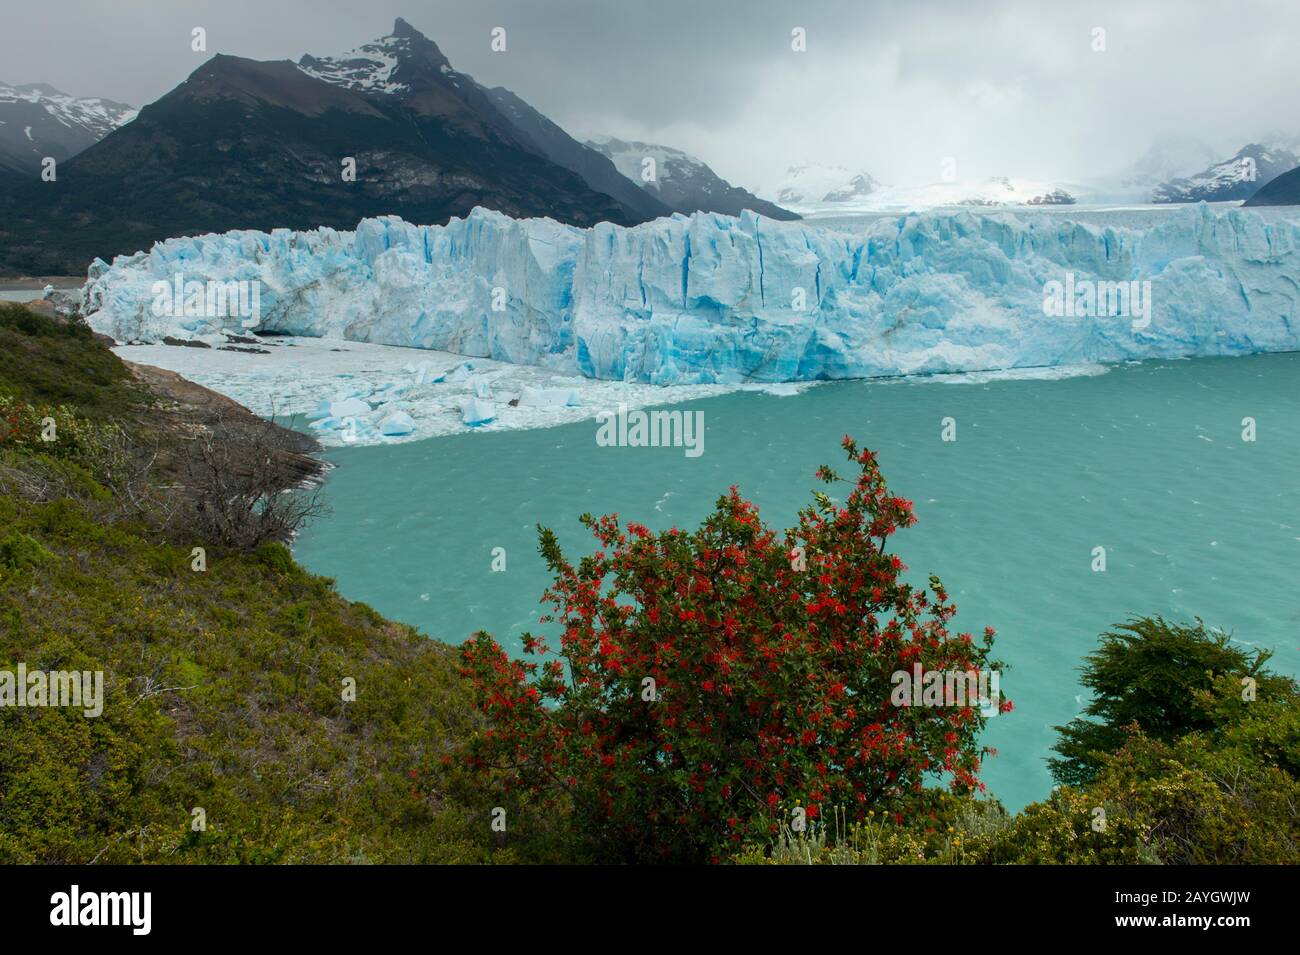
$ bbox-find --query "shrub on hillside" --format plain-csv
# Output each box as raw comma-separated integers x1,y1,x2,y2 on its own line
975,717,1300,864
179,413,329,550
0,532,54,572
0,394,97,459
461,437,1008,863
1049,617,1294,787
974,620,1300,864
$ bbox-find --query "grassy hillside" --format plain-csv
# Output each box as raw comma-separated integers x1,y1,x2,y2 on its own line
0,303,536,863
0,303,135,416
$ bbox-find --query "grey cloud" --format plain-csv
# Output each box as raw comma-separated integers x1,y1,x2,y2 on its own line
3,0,1297,192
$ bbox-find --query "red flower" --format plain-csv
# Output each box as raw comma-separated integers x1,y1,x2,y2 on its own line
457,436,1003,863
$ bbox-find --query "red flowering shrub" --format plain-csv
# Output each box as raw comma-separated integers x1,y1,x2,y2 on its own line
0,395,91,458
460,437,1006,862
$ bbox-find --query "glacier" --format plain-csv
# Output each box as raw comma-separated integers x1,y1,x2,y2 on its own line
82,204,1300,385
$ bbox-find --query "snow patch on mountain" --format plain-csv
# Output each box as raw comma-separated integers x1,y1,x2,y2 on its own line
297,31,413,94
0,80,136,174
585,137,707,196
0,81,138,136
0,81,137,138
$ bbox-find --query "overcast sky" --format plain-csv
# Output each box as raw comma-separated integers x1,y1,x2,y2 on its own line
3,0,1298,191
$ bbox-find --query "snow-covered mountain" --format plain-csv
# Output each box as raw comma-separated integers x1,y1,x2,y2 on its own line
298,23,673,223
84,204,1300,386
1151,144,1299,203
1025,188,1076,205
0,81,136,175
0,19,656,275
1117,137,1223,194
766,164,880,211
773,173,1079,215
585,136,798,220
888,176,1080,209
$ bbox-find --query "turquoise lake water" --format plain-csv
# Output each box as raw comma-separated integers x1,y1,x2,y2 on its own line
293,353,1300,810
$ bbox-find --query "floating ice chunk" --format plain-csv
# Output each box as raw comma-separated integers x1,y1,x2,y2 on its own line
378,410,417,435
341,418,380,443
329,396,371,418
108,336,774,447
446,361,475,384
469,374,492,399
519,386,582,408
461,396,495,426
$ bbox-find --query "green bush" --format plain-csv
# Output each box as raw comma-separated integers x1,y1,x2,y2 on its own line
1049,617,1293,787
0,532,54,571
0,303,137,417
986,620,1299,864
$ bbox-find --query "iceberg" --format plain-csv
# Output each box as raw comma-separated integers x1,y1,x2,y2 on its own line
445,361,475,384
329,396,371,418
82,205,1300,384
378,410,417,436
461,396,495,426
518,385,582,408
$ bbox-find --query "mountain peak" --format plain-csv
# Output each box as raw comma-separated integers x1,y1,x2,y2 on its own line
1151,141,1300,204
391,17,424,39
0,78,137,176
298,20,452,96
15,81,66,97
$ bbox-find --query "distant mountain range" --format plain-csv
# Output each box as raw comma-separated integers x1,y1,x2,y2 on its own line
0,81,136,175
585,136,799,220
760,165,1078,213
766,165,880,210
764,144,1300,211
0,20,665,275
1151,143,1299,203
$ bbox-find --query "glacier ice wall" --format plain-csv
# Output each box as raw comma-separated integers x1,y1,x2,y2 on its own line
82,204,1300,384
